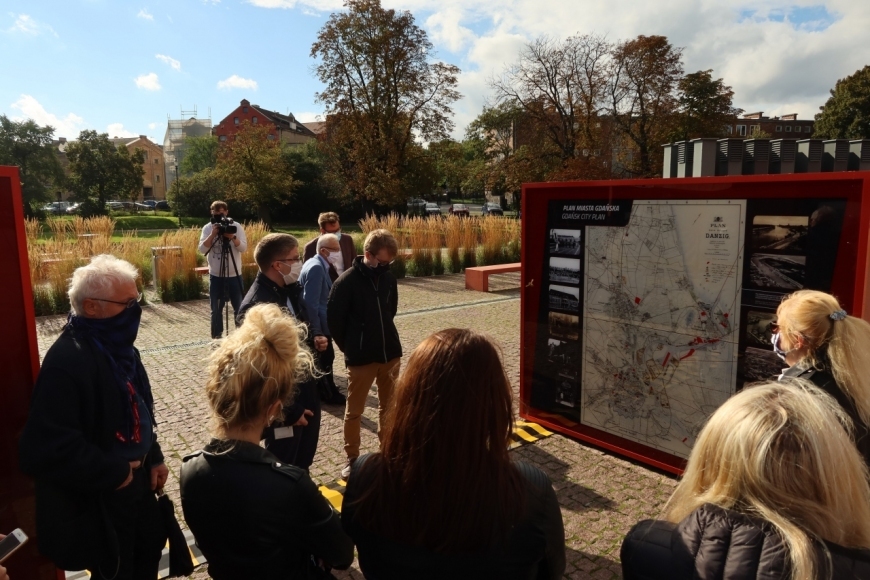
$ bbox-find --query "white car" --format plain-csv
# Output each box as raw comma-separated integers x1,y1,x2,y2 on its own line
42,201,72,215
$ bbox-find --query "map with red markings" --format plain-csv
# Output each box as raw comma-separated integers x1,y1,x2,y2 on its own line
581,200,746,457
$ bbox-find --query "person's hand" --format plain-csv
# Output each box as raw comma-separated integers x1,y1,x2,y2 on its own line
0,562,7,580
222,232,235,240
293,409,314,426
150,463,169,491
117,461,141,490
314,336,328,352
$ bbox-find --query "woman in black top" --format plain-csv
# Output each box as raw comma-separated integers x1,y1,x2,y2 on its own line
341,328,565,579
181,303,353,579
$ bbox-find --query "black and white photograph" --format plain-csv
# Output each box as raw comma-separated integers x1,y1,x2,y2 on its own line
745,309,776,348
752,215,808,253
556,377,577,408
548,338,580,367
549,311,580,341
549,257,581,284
548,284,580,311
743,346,784,383
749,253,805,291
549,229,582,256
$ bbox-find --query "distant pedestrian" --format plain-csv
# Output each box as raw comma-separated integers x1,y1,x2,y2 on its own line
198,201,247,339
327,229,401,479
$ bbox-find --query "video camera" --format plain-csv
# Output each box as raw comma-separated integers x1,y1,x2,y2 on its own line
210,214,238,235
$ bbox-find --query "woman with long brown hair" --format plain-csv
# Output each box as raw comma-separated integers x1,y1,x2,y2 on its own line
341,328,565,579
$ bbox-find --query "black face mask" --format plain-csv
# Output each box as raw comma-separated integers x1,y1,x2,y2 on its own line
371,263,391,275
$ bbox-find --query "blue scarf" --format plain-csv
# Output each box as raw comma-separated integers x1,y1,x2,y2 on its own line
66,303,151,444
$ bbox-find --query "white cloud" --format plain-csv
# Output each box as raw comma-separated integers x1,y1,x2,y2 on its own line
294,111,323,122
217,75,259,90
148,122,158,130
134,72,161,91
7,14,58,36
107,123,138,138
137,9,154,21
155,53,181,71
426,8,476,53
247,0,343,9
9,95,84,139
203,0,221,4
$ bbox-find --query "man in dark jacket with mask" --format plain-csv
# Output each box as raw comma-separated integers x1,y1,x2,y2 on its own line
327,229,402,479
19,255,167,579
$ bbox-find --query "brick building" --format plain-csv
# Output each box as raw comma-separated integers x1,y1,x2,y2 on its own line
726,112,815,139
109,135,167,200
213,99,317,145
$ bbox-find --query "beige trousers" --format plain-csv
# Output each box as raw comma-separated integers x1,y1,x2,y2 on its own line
343,358,401,459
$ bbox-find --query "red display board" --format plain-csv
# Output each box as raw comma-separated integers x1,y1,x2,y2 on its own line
520,173,870,475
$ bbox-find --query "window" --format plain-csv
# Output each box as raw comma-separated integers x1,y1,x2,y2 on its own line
219,135,227,141
785,126,792,132
252,116,258,124
156,175,160,182
737,125,747,136
726,125,733,134
750,125,760,135
775,126,782,132
804,126,812,133
234,117,239,125
154,158,159,164
243,106,248,113
267,134,275,141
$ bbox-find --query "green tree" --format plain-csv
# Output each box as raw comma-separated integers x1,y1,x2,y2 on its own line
0,115,64,217
814,65,870,139
66,130,145,216
180,134,219,174
216,121,297,226
311,0,460,208
168,168,226,218
670,70,742,141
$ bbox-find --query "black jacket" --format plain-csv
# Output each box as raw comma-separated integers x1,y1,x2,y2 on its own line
341,455,566,579
781,363,870,466
621,503,870,580
181,440,354,579
18,328,164,571
237,271,304,326
327,257,402,367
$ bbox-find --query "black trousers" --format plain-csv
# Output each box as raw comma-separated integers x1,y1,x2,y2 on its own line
89,467,163,580
264,378,322,470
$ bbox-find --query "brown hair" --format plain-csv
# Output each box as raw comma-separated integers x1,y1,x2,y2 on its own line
318,212,340,228
254,233,299,271
210,200,228,211
363,229,398,258
205,303,314,436
349,328,525,552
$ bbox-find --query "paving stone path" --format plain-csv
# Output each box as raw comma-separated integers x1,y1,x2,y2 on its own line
37,272,677,579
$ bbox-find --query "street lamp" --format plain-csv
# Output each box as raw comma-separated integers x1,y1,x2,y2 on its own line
174,164,181,227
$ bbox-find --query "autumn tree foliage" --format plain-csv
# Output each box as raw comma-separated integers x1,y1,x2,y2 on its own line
670,69,742,142
312,0,460,209
814,65,870,139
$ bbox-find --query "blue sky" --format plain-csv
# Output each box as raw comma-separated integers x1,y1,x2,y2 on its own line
2,1,867,143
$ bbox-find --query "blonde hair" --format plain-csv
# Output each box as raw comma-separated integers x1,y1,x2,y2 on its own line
664,380,870,579
776,289,870,424
364,229,398,257
205,303,315,436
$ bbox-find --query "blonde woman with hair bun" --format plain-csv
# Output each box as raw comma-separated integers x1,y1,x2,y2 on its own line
774,289,870,465
621,381,870,580
180,303,353,579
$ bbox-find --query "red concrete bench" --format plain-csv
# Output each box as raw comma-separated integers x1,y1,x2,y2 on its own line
194,266,209,276
465,263,521,292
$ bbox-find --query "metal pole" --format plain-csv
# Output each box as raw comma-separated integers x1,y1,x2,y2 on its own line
174,164,181,227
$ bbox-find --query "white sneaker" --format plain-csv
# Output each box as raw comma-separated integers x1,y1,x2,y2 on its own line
340,458,356,480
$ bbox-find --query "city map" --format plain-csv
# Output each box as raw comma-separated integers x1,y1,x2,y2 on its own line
581,200,745,457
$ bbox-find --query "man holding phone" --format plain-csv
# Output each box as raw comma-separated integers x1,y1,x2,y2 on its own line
19,255,167,579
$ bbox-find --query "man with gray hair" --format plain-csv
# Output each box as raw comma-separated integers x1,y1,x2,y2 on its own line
19,254,167,579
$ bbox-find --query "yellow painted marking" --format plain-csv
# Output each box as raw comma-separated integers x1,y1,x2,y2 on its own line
190,546,200,566
319,486,344,511
513,428,537,442
516,421,553,436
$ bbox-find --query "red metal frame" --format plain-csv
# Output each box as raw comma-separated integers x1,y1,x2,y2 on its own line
520,172,870,475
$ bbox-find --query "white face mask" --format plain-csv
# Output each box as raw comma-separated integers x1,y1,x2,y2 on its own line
324,249,340,264
281,261,303,285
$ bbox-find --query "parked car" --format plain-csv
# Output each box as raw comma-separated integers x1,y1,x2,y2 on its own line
65,203,81,215
134,202,153,211
481,202,504,217
407,198,426,216
106,200,136,211
424,203,442,217
155,200,171,210
448,203,470,217
42,201,72,215
142,200,158,209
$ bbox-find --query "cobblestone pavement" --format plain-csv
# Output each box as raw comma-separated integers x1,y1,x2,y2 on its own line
37,272,677,579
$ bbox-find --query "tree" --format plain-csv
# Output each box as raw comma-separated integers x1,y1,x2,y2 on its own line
311,0,460,208
66,130,145,216
168,168,226,218
180,134,219,175
670,70,742,142
608,35,684,177
0,115,64,216
814,65,870,139
216,121,297,226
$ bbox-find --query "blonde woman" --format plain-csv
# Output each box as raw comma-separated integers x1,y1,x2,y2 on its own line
775,289,870,465
621,381,870,580
180,304,353,579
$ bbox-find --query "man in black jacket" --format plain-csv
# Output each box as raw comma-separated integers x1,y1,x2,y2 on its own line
327,229,402,479
237,233,322,470
19,255,167,579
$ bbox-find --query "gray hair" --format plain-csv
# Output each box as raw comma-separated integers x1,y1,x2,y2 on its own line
68,254,139,315
316,233,340,252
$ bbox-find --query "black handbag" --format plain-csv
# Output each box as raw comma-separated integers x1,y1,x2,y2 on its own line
156,491,194,577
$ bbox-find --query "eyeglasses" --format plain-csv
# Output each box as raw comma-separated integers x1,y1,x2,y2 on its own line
90,293,142,309
376,259,395,266
277,258,302,264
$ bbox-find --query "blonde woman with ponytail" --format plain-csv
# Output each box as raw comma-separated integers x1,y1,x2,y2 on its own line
180,304,353,579
621,381,870,580
774,289,870,465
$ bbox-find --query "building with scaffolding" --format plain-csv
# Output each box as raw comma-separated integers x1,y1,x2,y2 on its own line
163,107,212,191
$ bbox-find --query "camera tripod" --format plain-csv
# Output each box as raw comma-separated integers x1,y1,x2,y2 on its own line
205,230,243,338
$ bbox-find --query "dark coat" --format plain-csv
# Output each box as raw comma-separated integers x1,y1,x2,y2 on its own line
621,503,870,580
18,328,163,571
341,455,566,579
180,440,354,579
781,363,870,466
303,233,357,281
237,271,304,326
327,257,402,367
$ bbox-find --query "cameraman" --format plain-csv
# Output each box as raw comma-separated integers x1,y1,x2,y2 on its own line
198,201,247,339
